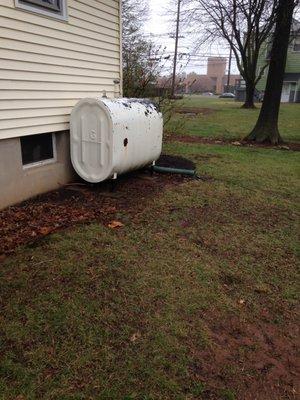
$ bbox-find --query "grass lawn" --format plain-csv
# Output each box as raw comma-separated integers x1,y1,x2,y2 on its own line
166,95,300,142
0,97,299,399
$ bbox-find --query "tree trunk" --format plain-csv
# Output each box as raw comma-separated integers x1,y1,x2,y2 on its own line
245,0,295,144
242,82,256,109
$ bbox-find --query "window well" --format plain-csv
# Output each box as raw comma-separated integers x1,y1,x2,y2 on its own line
21,133,55,166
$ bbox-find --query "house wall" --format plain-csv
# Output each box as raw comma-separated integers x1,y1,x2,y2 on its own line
0,0,122,140
0,0,122,209
256,33,300,102
255,41,268,92
0,131,75,209
286,44,300,73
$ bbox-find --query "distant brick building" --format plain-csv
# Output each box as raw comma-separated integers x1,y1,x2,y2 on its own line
157,57,240,95
207,57,227,93
184,71,240,95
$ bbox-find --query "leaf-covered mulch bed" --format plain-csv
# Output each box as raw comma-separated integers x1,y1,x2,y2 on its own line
0,170,188,256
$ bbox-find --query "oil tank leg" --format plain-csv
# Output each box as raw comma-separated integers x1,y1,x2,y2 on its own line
110,172,118,192
150,161,156,176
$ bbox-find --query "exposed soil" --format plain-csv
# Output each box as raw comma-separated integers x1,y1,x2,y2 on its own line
168,134,300,151
156,154,196,170
175,107,215,116
190,312,300,400
0,167,188,256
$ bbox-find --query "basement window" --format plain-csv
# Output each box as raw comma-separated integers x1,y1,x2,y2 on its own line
21,133,57,168
15,0,68,21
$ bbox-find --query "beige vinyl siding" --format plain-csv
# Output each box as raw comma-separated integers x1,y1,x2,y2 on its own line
0,0,121,140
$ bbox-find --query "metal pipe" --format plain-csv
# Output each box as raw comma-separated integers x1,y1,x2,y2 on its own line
152,165,196,176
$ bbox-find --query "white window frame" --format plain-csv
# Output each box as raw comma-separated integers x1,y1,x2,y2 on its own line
292,37,300,52
283,81,297,102
22,133,57,170
15,0,68,21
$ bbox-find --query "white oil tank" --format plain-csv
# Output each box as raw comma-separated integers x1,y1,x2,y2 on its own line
70,98,163,183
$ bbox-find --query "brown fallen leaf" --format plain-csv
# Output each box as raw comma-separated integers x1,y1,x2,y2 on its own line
108,221,124,229
39,227,53,235
130,332,141,342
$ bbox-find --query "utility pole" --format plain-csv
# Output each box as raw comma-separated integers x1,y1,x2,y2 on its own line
171,0,181,98
226,30,234,92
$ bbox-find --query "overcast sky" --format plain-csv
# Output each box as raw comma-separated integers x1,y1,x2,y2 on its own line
144,0,239,75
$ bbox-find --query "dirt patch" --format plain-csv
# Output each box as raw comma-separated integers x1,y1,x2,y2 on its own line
169,134,300,151
0,169,189,256
156,154,196,170
190,312,300,399
175,107,215,116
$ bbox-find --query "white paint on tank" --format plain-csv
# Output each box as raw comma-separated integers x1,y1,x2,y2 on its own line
70,97,163,183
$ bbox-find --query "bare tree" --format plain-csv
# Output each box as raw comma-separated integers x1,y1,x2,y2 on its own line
246,0,298,144
182,0,279,108
122,0,171,98
122,0,149,40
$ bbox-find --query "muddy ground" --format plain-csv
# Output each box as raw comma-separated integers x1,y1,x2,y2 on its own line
168,134,300,151
0,170,186,256
174,107,215,116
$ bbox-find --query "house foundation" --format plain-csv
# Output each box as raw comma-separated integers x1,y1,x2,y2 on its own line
0,131,75,210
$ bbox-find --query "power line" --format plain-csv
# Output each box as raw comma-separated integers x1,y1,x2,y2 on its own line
149,50,233,57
